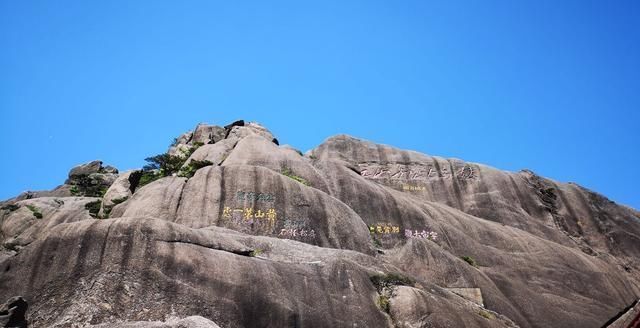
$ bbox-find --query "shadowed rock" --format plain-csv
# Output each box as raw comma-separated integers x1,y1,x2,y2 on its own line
0,296,28,328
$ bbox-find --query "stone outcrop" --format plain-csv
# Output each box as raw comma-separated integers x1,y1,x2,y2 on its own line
0,120,639,328
99,170,139,217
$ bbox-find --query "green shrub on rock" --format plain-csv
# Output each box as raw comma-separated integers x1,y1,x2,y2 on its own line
143,154,185,177
370,273,414,293
478,310,495,319
281,167,310,186
1,204,20,212
377,295,390,313
68,174,108,197
134,143,210,190
25,204,43,219
249,248,263,257
85,200,102,218
178,159,213,178
461,256,478,268
370,273,413,316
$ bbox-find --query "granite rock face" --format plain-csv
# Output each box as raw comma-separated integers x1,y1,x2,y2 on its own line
89,316,222,328
0,121,639,328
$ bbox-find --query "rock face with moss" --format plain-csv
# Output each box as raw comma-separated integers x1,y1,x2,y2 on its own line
0,121,639,328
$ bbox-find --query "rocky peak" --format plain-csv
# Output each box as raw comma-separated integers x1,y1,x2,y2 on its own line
0,120,639,328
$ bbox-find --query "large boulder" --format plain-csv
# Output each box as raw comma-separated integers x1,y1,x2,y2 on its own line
64,160,119,198
0,218,513,328
1,122,639,328
311,135,640,260
182,138,238,167
1,197,99,253
192,123,226,145
99,170,140,217
225,122,274,142
168,123,227,157
111,165,374,254
222,135,330,193
309,134,640,328
67,160,105,179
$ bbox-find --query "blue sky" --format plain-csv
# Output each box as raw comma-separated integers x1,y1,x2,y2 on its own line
1,1,639,209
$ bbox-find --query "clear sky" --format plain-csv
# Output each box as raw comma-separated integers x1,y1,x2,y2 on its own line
1,1,639,209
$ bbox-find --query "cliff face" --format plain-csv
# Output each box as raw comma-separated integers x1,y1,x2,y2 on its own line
1,121,638,328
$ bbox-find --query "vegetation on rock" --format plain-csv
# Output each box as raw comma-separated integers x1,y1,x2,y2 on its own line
281,166,310,186
25,204,43,219
478,310,495,320
1,121,639,328
461,255,478,268
178,159,214,178
143,154,186,177
1,204,20,212
249,248,263,257
370,273,414,316
139,142,206,184
377,295,390,313
370,273,414,293
111,196,129,205
68,174,108,197
85,200,102,218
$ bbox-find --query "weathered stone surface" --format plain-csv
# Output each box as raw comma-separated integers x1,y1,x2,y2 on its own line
111,164,373,254
1,122,639,328
89,316,221,328
225,122,274,142
445,287,484,306
0,218,512,328
109,177,187,220
192,123,226,145
390,286,516,328
310,134,640,328
1,197,99,252
222,135,330,193
63,160,120,198
168,123,227,157
312,135,640,261
603,299,640,328
99,170,139,217
183,138,238,167
67,160,104,179
7,185,75,201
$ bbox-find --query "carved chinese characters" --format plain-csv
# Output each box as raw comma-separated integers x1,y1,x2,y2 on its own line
368,222,438,242
236,191,275,202
404,229,438,240
369,224,401,234
223,190,320,244
358,162,477,181
279,218,317,241
221,190,278,233
222,206,278,228
402,185,426,192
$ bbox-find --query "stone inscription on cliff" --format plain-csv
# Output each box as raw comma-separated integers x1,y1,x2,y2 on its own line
358,162,477,181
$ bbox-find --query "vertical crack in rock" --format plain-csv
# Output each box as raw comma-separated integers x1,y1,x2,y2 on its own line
447,159,465,210
216,166,227,226
524,171,598,256
174,179,188,220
